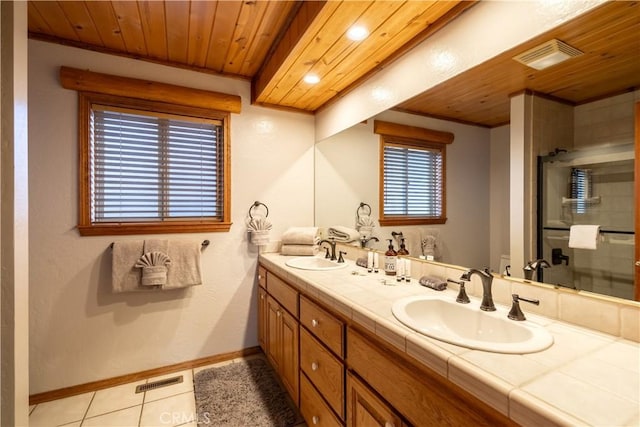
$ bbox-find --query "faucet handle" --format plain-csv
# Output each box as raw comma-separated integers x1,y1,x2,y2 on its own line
508,294,540,321
323,246,331,259
448,279,470,304
338,251,346,263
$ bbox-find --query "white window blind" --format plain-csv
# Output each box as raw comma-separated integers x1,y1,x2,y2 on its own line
90,106,224,222
383,144,443,217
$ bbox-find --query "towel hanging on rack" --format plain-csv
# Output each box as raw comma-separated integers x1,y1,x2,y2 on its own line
111,240,203,292
568,225,600,250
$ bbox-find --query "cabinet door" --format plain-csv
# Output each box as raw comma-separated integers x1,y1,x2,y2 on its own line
265,296,281,371
258,287,268,352
280,307,300,405
347,373,402,427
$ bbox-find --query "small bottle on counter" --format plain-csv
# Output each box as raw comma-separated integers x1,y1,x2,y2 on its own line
384,239,397,276
367,251,374,272
373,252,379,273
396,258,405,281
404,259,412,283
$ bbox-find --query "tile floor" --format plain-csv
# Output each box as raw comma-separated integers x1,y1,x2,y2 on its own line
29,356,300,427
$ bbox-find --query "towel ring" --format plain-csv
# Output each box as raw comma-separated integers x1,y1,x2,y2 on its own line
248,201,269,219
356,202,371,220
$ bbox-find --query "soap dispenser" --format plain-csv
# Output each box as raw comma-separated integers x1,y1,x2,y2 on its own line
384,239,397,276
397,238,409,256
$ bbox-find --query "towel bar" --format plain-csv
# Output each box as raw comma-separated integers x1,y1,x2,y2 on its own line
110,240,210,249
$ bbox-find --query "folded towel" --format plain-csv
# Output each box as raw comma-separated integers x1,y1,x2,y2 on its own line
112,240,144,293
419,276,447,291
135,252,171,286
356,257,368,268
144,239,168,254
356,215,376,228
165,240,202,289
328,226,360,242
281,244,319,256
568,225,600,250
111,240,202,292
247,217,272,232
281,227,319,245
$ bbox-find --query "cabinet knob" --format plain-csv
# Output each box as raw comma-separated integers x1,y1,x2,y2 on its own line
277,310,281,317
311,319,319,328
311,362,319,371
258,274,262,280
260,295,264,300
312,415,319,425
384,422,394,427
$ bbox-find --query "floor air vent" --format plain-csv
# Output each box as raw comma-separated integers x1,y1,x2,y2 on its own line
135,375,183,393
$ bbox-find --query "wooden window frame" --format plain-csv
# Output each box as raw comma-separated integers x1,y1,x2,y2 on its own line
77,92,232,236
374,120,453,227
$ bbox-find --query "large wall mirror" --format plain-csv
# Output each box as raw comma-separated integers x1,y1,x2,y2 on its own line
314,2,639,302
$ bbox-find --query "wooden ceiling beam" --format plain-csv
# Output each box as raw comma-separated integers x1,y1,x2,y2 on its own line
251,0,335,106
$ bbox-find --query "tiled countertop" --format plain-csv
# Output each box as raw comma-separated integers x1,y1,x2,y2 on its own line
259,253,640,427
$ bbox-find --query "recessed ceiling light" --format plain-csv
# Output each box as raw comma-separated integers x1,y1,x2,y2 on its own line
303,74,320,84
347,25,369,41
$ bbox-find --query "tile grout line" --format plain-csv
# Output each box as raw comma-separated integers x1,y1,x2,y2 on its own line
77,391,96,427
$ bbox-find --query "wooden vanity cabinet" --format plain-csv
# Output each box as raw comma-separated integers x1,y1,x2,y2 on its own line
257,266,268,351
299,295,346,425
347,373,405,427
258,264,514,427
258,268,299,405
347,327,516,427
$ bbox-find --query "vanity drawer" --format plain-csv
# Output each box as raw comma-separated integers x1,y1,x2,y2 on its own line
300,296,344,358
267,273,298,317
300,373,343,427
257,265,267,289
300,328,345,419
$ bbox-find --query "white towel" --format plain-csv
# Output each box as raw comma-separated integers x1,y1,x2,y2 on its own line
328,226,360,242
568,225,600,250
281,244,319,256
281,227,319,245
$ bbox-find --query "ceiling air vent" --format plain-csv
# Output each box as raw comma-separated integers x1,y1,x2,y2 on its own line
513,39,583,70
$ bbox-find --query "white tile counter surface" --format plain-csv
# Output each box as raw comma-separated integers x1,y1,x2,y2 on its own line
259,253,640,427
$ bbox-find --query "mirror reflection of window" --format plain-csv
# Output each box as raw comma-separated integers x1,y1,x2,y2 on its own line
569,168,591,214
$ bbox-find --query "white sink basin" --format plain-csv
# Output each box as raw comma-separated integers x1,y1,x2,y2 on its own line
285,256,348,271
392,295,553,354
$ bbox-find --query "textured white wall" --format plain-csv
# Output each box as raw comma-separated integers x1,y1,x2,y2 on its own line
315,110,491,268
489,125,510,274
28,40,315,394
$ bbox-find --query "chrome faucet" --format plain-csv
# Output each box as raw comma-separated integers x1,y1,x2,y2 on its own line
360,236,379,248
460,268,495,311
319,238,337,261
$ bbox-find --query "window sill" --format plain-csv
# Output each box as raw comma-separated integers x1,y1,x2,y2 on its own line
78,221,232,236
378,217,447,227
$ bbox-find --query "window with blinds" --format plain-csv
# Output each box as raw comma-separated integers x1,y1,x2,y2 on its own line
374,120,451,226
91,106,223,221
383,144,443,217
78,93,231,235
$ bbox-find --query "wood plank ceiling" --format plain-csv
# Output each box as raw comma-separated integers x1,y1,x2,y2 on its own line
395,1,640,127
27,0,471,112
28,1,640,127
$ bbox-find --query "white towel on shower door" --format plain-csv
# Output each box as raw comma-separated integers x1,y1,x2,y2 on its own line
568,225,600,250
